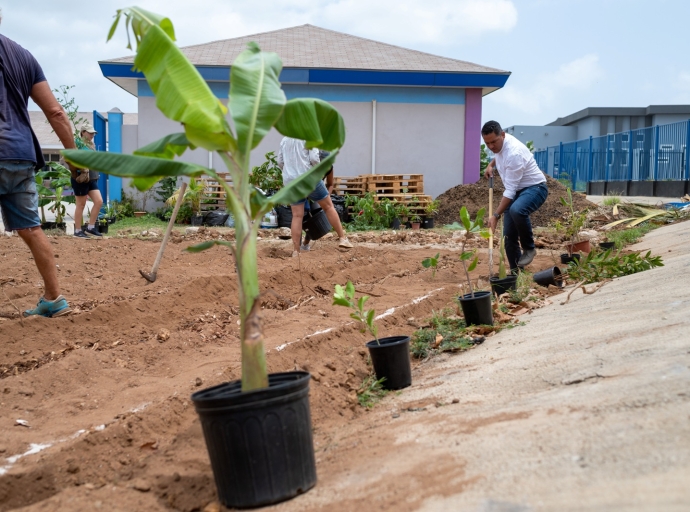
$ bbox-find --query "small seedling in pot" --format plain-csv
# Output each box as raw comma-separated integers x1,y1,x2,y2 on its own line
422,252,440,279
333,281,378,343
457,206,491,297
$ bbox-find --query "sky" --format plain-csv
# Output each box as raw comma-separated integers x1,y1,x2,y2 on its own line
3,0,689,128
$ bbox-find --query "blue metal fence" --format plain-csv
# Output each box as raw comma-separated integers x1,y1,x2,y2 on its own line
534,119,690,191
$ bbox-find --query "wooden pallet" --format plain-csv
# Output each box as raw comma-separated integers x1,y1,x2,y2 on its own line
333,174,424,196
200,173,233,211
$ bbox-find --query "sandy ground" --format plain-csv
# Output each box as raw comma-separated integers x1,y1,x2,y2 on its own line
0,222,688,511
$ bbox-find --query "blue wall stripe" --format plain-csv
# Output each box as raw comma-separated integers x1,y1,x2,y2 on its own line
138,80,465,104
138,80,230,98
283,84,465,104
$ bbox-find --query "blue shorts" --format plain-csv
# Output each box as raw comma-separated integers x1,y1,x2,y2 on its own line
0,160,41,230
71,177,100,196
291,180,329,206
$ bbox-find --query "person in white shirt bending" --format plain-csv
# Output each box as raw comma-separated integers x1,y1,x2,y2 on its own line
276,137,353,257
482,121,548,271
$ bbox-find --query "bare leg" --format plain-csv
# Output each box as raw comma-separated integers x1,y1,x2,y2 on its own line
290,203,305,254
87,189,103,225
16,227,60,300
74,195,87,229
316,195,346,239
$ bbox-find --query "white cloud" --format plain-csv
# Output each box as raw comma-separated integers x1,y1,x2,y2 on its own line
3,0,517,112
491,54,604,114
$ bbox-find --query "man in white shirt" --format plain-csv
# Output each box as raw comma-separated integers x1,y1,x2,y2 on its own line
276,137,353,257
482,121,548,271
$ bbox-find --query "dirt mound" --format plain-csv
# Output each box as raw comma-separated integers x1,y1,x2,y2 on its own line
436,174,595,228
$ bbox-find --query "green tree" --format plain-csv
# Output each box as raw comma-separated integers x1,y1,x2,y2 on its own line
52,85,86,138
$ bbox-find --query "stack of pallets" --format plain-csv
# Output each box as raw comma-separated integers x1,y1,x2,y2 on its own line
333,173,431,215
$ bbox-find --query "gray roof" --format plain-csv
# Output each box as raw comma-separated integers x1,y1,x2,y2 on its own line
31,111,138,148
103,24,506,74
548,105,690,126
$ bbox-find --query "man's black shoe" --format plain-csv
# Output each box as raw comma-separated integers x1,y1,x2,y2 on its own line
85,227,103,237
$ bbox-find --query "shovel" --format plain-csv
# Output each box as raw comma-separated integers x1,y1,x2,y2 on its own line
488,175,494,278
139,181,187,283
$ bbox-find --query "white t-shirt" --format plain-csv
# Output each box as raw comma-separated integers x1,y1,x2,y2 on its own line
276,137,320,185
494,133,546,200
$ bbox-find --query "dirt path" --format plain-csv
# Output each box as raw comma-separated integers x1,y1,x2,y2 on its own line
1,223,687,511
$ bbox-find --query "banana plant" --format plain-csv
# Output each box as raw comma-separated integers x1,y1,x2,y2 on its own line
62,7,345,392
37,163,76,225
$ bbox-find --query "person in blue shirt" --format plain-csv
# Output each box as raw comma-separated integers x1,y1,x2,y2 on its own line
0,21,76,317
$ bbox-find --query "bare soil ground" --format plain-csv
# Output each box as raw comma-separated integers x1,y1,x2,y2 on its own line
0,226,566,511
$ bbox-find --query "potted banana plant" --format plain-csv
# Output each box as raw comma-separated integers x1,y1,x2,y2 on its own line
456,206,493,326
63,7,345,509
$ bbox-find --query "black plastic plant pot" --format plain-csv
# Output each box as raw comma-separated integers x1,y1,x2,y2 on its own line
276,205,293,228
489,275,518,296
191,214,204,226
302,209,332,240
458,291,494,326
366,336,412,390
560,253,581,265
98,222,109,234
422,217,434,229
390,218,401,230
534,266,565,288
599,241,615,250
191,371,316,509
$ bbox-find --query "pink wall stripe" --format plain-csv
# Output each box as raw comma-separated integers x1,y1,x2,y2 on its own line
463,88,483,184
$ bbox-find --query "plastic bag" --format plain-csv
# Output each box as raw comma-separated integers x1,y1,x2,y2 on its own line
203,210,229,226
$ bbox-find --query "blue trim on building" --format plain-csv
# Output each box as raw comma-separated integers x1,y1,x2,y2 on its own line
107,111,124,203
280,68,310,83
103,62,509,91
282,84,465,104
92,111,108,208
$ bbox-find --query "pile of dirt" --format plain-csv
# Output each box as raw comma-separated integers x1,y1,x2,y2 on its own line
436,174,595,228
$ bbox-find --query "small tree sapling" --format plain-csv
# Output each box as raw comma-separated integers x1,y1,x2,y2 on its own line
458,206,491,297
333,281,378,343
422,252,440,278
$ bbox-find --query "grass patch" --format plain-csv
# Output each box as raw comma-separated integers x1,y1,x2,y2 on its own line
507,270,532,304
605,223,657,249
111,215,169,233
602,194,622,206
410,308,477,359
357,376,388,408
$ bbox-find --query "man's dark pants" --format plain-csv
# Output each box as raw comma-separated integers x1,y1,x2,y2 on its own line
503,182,548,271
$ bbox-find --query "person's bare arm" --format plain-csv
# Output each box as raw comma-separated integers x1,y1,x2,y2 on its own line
325,169,334,194
30,81,76,150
